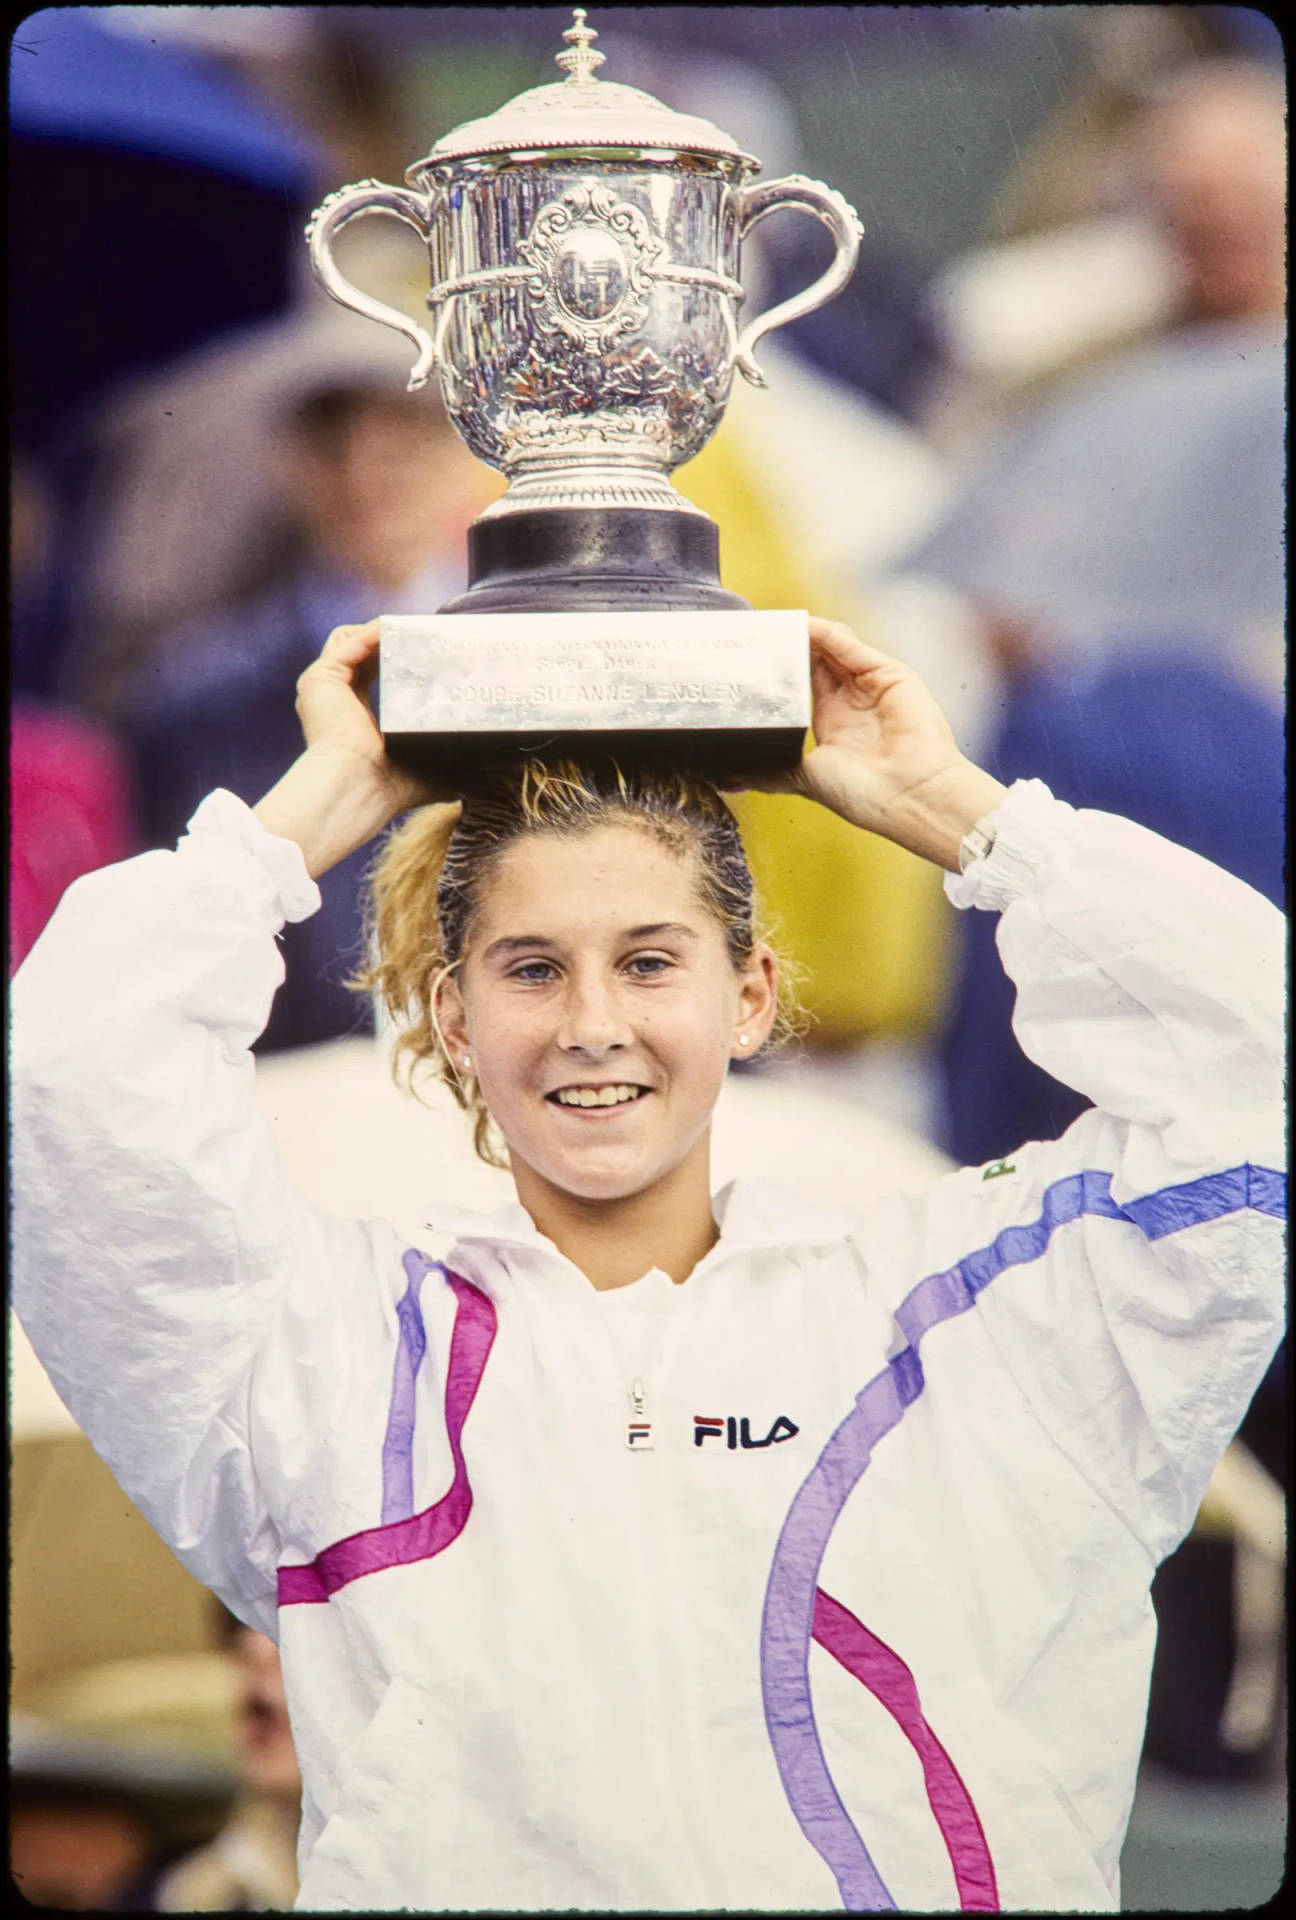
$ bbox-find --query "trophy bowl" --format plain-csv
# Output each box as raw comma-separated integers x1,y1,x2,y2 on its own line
414,156,752,519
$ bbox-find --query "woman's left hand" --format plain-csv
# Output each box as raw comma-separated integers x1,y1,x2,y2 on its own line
750,617,1008,871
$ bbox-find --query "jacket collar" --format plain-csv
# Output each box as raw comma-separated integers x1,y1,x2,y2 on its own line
422,1177,856,1290
710,1176,857,1257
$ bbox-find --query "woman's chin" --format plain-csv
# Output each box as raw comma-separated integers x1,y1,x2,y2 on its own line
538,1157,661,1206
503,1096,713,1212
509,1135,673,1209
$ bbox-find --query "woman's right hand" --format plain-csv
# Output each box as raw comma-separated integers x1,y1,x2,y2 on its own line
293,620,422,800
253,621,441,878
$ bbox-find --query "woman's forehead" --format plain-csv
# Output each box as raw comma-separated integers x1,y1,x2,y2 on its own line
475,823,708,934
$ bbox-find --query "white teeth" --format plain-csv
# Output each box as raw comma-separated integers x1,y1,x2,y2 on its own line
554,1084,643,1108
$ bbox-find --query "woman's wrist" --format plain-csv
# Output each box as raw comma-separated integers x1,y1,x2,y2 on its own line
867,759,1010,871
252,745,407,878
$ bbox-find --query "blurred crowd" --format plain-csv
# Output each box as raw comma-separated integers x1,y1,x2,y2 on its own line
9,5,1285,1907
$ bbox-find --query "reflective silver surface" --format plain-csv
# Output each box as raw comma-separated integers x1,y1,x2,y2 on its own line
421,157,748,517
307,13,862,517
425,8,754,166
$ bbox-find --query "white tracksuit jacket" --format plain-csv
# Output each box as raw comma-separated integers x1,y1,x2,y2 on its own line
11,779,1285,1914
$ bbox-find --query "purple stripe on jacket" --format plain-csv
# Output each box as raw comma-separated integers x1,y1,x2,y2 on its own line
381,1249,436,1525
279,1262,496,1606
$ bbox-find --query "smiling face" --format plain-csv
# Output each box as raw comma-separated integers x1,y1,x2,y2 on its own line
439,823,776,1215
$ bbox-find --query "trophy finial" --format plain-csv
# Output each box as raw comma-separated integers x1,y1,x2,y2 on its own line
556,8,605,85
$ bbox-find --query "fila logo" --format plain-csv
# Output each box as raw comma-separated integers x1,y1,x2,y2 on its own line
694,1414,800,1450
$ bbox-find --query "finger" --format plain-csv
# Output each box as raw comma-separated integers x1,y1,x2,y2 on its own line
353,647,380,698
298,623,382,707
807,616,907,677
810,651,841,702
318,620,382,671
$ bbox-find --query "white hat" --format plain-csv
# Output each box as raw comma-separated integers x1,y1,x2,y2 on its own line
11,1707,236,1806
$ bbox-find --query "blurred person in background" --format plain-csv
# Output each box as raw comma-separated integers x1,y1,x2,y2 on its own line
1117,51,1286,388
1130,56,1286,327
10,1717,234,1912
921,14,1285,453
139,1605,300,1911
101,275,492,1052
907,52,1285,687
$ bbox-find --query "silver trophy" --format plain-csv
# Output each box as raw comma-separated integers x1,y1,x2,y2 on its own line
307,9,862,786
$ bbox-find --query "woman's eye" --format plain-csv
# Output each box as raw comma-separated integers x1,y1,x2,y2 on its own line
509,960,558,984
625,953,673,978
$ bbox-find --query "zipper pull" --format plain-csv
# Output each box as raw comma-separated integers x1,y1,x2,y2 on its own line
625,1377,653,1450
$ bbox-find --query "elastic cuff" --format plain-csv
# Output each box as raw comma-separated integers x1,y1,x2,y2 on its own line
180,789,322,925
944,778,1072,912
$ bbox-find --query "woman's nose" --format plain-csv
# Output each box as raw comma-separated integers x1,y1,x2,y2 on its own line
556,973,631,1057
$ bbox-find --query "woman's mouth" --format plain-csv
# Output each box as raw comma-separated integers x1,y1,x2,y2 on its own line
546,1083,651,1111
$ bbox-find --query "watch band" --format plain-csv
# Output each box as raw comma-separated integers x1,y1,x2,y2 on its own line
957,819,998,874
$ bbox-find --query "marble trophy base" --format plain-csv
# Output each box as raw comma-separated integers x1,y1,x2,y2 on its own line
380,508,810,792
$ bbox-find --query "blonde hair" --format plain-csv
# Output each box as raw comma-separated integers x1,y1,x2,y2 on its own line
353,760,803,1167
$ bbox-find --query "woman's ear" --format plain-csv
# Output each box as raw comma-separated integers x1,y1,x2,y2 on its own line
432,965,470,1066
733,943,779,1058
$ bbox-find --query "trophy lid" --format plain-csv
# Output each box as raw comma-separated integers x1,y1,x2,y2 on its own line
418,10,758,170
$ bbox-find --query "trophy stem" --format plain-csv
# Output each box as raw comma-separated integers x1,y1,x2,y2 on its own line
477,458,708,520
439,508,751,614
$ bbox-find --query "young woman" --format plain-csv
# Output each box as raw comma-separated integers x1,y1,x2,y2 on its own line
13,618,1283,1913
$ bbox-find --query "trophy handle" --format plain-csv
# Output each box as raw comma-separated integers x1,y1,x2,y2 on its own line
306,180,438,392
733,175,864,388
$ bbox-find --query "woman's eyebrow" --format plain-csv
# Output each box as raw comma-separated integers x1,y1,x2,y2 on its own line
482,934,557,961
482,922,699,962
625,922,698,942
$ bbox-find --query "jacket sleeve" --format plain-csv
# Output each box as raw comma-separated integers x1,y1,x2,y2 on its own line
10,789,382,1633
937,779,1286,1564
